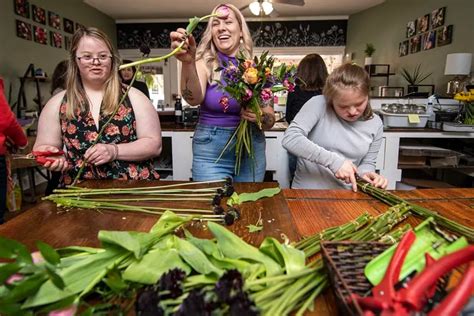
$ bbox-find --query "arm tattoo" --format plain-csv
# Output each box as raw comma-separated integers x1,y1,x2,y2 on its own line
262,112,275,128
181,78,193,101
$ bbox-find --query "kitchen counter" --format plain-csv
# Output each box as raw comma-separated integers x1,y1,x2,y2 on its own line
1,181,472,315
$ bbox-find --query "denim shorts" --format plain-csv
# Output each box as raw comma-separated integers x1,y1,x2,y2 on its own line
192,123,266,182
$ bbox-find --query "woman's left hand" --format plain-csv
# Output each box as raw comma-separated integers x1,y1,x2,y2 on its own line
84,143,116,166
240,108,258,123
361,172,388,189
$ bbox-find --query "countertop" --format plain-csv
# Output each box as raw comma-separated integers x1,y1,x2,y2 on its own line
1,182,473,315
160,121,289,132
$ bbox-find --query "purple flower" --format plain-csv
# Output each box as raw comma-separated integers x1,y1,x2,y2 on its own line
283,79,295,92
242,89,253,102
260,88,273,102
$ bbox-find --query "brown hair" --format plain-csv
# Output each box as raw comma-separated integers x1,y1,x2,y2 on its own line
65,27,121,119
50,60,68,95
297,54,328,91
196,4,253,83
323,63,373,120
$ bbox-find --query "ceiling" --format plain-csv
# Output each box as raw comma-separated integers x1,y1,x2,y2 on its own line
84,0,385,21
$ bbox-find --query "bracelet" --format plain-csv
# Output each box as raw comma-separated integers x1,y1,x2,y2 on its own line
111,143,119,161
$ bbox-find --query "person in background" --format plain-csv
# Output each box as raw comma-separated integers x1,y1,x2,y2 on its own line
170,4,275,182
0,77,28,224
285,54,328,181
45,60,68,195
119,59,150,99
282,63,388,191
34,27,161,185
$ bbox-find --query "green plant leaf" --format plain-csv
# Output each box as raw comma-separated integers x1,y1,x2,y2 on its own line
175,237,222,275
227,187,281,206
103,269,128,294
259,238,306,276
149,211,191,236
0,263,21,284
247,224,263,233
98,231,152,259
36,241,60,266
0,302,25,315
0,237,33,265
5,274,47,303
44,264,65,290
185,17,201,34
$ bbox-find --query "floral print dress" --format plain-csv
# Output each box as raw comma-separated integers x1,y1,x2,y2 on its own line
59,93,159,185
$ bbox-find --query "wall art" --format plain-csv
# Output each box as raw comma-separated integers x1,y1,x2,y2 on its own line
409,35,421,54
416,14,429,34
422,30,436,50
430,7,445,29
75,22,85,31
406,20,416,38
399,40,408,57
48,11,61,30
65,36,72,51
50,31,62,48
16,19,32,41
64,18,74,34
32,5,46,24
33,25,48,45
436,25,452,47
13,0,30,18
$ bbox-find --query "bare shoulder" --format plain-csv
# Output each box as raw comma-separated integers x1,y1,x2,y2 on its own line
42,90,66,115
195,59,210,80
127,86,156,114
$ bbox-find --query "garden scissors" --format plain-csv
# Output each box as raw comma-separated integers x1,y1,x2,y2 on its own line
15,150,65,166
350,230,474,316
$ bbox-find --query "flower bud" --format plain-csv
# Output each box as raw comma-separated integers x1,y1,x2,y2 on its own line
242,88,253,102
243,67,259,85
216,5,231,19
260,88,273,102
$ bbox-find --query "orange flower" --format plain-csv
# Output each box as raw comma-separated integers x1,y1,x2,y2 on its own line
66,124,77,135
243,67,259,85
105,124,120,135
265,67,271,77
129,164,138,179
242,59,254,69
85,131,98,142
139,168,150,179
122,125,130,136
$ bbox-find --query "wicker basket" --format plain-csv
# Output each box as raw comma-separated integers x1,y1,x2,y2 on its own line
321,241,390,316
321,241,449,316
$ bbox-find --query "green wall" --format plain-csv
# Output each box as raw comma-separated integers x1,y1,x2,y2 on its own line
0,0,115,104
346,0,473,95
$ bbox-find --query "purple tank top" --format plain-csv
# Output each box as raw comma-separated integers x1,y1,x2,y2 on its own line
199,52,241,127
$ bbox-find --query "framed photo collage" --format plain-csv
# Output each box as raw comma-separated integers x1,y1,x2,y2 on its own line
399,7,453,57
14,0,85,51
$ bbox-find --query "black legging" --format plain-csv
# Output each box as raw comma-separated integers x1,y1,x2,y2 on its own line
0,156,7,224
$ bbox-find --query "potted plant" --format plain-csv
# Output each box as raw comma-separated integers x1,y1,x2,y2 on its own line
364,43,375,65
401,64,432,95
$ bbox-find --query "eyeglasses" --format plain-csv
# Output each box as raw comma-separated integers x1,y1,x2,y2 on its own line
76,54,112,64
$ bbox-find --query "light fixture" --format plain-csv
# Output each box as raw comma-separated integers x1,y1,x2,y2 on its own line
444,53,472,95
249,0,274,16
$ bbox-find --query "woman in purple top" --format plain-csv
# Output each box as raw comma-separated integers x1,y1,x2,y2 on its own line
170,4,275,182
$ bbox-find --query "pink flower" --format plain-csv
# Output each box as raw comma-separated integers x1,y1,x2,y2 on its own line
284,79,295,92
219,96,230,113
216,5,231,19
242,89,253,102
48,305,78,316
260,88,273,102
242,60,254,70
6,274,23,285
31,251,44,264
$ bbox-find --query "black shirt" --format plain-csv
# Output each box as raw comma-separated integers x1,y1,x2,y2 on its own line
123,80,150,99
285,86,322,123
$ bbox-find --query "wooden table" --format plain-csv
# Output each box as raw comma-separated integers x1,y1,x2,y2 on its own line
1,182,473,315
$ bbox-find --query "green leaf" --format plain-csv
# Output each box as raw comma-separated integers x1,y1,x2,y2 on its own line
150,211,191,236
0,263,21,284
259,238,306,276
185,16,201,34
247,224,263,233
37,295,77,314
227,187,281,206
123,248,190,284
5,274,47,303
98,231,152,259
44,264,65,290
175,237,222,275
0,237,33,265
36,241,60,266
207,222,281,276
103,269,128,294
0,302,25,315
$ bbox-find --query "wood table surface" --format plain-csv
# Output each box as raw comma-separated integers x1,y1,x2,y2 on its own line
1,182,473,315
283,187,474,315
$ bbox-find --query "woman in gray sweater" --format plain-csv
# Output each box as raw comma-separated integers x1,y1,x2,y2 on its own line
282,63,388,191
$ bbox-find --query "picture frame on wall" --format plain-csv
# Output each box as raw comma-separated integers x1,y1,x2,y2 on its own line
32,5,46,24
399,40,408,57
33,25,48,45
431,7,446,29
63,18,74,34
64,36,72,51
16,20,32,41
422,30,436,51
50,31,62,48
416,14,429,34
409,35,421,54
13,0,30,18
48,11,61,30
75,22,86,31
437,25,453,47
406,20,416,38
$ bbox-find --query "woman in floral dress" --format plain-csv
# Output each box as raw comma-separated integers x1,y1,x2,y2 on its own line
34,27,161,185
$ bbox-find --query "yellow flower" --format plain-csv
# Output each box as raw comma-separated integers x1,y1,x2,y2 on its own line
243,67,259,85
242,59,254,69
265,67,271,77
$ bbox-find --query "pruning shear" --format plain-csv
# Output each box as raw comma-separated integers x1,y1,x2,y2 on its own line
350,230,474,316
18,150,65,165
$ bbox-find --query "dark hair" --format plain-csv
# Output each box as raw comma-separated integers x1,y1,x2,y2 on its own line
296,54,328,91
119,59,136,80
50,60,68,94
323,63,373,120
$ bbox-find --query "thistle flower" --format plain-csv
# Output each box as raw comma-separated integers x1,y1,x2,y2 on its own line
215,269,244,303
175,289,211,316
213,205,225,215
135,288,163,316
159,268,186,299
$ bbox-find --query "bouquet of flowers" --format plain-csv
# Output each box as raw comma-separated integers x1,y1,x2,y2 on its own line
216,51,297,175
454,89,474,125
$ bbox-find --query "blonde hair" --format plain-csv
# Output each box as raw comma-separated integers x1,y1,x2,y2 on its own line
195,4,253,83
323,63,373,120
65,27,122,119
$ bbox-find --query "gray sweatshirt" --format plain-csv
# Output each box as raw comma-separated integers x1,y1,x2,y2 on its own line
282,95,383,189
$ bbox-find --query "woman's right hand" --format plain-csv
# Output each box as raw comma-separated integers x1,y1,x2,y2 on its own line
170,28,196,64
33,145,69,172
335,160,358,192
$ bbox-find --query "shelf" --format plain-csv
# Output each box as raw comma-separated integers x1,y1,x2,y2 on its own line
398,164,474,169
